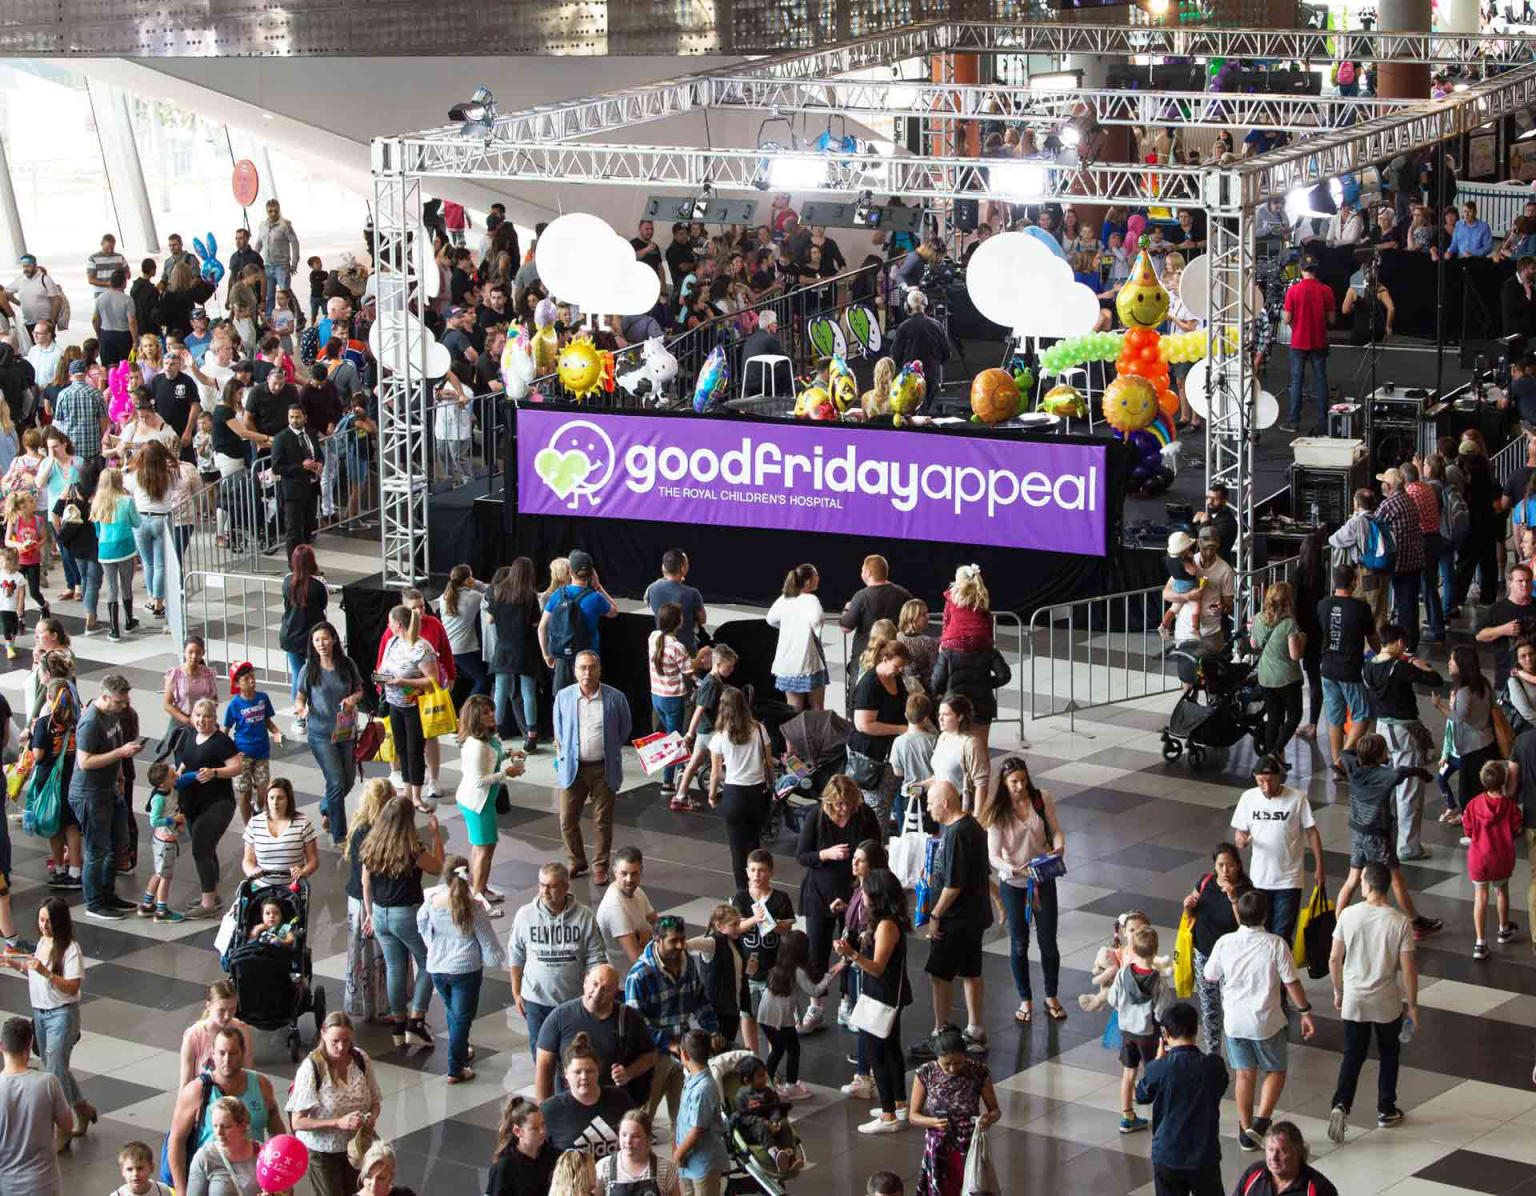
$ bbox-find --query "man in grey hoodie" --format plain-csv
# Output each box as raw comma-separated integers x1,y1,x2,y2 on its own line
507,861,606,1057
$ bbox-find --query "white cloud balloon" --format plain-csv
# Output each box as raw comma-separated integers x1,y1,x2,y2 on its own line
1178,256,1209,321
967,231,1093,337
537,213,661,314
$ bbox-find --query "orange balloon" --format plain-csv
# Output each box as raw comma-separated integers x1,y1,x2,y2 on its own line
1121,361,1147,378
1140,345,1160,363
1158,388,1180,416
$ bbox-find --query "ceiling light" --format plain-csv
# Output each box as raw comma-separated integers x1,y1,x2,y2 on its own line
1028,71,1081,92
989,163,1048,201
768,155,828,191
448,87,497,138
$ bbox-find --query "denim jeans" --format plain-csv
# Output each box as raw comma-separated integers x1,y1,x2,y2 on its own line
1422,535,1447,638
454,652,491,698
651,694,686,784
132,512,173,602
308,732,357,844
265,263,291,317
372,903,432,1017
494,671,538,739
286,651,307,705
522,998,556,1061
1287,347,1329,428
998,877,1061,1001
1436,540,1457,618
68,786,123,908
58,544,81,591
431,969,483,1076
34,1003,82,1105
1263,886,1303,948
1389,572,1422,653
1330,1017,1403,1116
79,558,103,623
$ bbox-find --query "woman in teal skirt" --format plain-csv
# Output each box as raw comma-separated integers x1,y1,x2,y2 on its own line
454,695,525,917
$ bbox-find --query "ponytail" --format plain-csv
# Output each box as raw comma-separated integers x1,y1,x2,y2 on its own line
781,563,816,599
442,854,476,935
443,564,471,618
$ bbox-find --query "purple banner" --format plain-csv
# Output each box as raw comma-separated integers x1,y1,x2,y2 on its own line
515,408,1107,556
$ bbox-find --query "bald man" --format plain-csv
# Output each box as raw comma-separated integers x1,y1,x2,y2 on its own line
918,780,993,1057
534,963,658,1105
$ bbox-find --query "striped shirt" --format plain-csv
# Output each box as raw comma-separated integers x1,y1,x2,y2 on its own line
242,811,318,877
647,631,688,699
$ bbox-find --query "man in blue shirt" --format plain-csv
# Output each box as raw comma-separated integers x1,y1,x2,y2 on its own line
1447,200,1493,258
1135,1001,1228,1196
538,549,618,695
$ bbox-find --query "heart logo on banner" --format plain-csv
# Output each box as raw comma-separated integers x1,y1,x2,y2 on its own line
534,447,592,499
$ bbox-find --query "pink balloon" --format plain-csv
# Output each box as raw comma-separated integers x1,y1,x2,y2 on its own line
1126,214,1147,243
256,1133,310,1192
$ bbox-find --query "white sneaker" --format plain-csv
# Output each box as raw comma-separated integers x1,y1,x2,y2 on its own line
868,1106,909,1123
858,1116,902,1135
388,771,405,790
796,1004,825,1035
424,779,439,800
840,1075,876,1099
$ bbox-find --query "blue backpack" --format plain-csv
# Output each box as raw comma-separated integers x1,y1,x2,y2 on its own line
1359,514,1395,573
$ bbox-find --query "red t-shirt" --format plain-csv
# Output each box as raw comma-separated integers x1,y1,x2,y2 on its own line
1283,277,1336,352
1462,792,1525,883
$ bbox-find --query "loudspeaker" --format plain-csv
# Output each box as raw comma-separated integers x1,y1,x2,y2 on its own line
1292,463,1366,527
953,199,979,232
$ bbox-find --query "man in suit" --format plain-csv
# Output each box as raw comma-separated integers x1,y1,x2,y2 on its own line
551,651,633,885
1502,255,1536,349
270,401,322,566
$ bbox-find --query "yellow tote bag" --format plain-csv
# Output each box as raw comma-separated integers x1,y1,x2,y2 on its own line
1173,913,1196,998
418,681,458,740
376,717,397,765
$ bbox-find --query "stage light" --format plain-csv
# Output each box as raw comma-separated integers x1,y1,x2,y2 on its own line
448,87,497,138
768,155,829,190
1028,71,1081,92
989,162,1047,201
1285,180,1337,222
1145,0,1170,15
686,182,714,221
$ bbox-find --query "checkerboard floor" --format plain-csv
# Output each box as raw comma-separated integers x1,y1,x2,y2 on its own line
11,535,1536,1196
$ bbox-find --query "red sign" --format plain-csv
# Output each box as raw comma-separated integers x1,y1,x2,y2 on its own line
232,159,260,207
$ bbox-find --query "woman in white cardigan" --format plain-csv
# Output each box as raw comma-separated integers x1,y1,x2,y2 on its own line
454,695,525,916
767,563,828,712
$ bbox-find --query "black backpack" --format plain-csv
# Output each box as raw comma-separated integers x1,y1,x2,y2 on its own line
546,585,593,661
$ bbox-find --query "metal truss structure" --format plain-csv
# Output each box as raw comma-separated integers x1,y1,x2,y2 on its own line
376,21,1536,584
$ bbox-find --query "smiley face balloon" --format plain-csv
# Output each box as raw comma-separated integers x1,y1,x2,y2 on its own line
1115,239,1170,330
1102,374,1161,434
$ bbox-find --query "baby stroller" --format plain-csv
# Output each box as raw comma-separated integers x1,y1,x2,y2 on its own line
770,709,850,839
1160,648,1264,769
709,1048,807,1195
220,877,327,1061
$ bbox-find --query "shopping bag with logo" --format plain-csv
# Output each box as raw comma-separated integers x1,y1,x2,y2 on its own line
1293,882,1336,978
5,747,34,801
374,717,397,766
632,732,690,776
418,681,457,740
1174,912,1196,998
913,833,941,927
888,785,930,889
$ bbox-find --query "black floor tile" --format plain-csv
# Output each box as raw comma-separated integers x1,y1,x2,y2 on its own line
1416,1150,1536,1194
75,1072,164,1116
1095,843,1206,873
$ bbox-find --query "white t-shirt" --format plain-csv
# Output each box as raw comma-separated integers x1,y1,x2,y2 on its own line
1334,902,1414,1024
1201,924,1297,1041
28,941,83,1010
596,884,657,971
710,725,770,787
1230,784,1316,890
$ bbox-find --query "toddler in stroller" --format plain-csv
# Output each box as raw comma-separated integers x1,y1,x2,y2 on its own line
221,878,327,1060
708,1048,807,1194
248,896,298,947
732,1056,804,1176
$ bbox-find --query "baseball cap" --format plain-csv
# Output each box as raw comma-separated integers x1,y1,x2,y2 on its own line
1376,467,1403,486
17,254,35,266
232,359,256,373
569,549,595,575
191,306,208,319
1196,525,1221,543
448,306,467,318
67,359,87,375
229,661,254,692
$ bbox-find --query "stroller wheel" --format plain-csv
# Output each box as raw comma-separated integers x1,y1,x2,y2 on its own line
1161,737,1183,763
288,1028,303,1062
1187,745,1208,769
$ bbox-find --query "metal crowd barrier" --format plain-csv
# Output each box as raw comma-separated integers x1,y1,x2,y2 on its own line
1027,555,1300,730
837,610,1027,740
182,569,343,685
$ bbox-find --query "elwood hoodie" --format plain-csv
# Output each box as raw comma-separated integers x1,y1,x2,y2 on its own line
506,895,607,1007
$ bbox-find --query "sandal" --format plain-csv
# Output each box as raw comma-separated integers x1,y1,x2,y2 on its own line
1015,1003,1033,1024
1045,1000,1069,1022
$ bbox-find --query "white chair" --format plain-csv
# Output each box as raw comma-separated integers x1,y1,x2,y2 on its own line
741,354,792,400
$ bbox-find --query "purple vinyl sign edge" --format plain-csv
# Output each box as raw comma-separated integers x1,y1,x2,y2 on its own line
515,407,1107,557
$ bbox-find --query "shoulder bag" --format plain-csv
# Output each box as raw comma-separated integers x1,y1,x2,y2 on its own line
848,944,906,1039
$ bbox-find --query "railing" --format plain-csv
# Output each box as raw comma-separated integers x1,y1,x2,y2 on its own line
525,258,898,408
181,569,343,686
1028,555,1300,730
1492,426,1529,489
838,610,1028,740
1457,181,1534,243
1234,556,1303,643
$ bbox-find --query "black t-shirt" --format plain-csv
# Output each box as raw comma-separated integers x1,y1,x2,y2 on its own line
731,887,794,973
473,352,501,395
1514,727,1536,827
812,237,846,277
301,382,342,435
52,494,97,559
848,671,906,761
152,373,200,437
450,268,474,306
249,385,296,438
539,1087,636,1159
175,730,239,816
932,814,993,930
692,674,729,736
485,1143,558,1196
1317,596,1375,682
370,865,424,908
212,404,244,457
631,237,662,268
536,999,654,1099
1191,874,1253,956
841,583,913,661
749,269,775,293
442,328,473,366
1480,599,1536,690
664,242,696,288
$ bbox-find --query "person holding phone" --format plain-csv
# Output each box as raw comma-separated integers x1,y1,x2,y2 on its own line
67,674,142,921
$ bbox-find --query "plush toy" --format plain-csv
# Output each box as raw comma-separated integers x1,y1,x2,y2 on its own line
889,360,926,426
500,330,535,400
556,335,614,401
617,335,678,402
692,345,730,412
1010,358,1034,395
192,234,224,288
1077,913,1176,1013
106,360,135,427
532,298,560,377
969,368,1020,424
827,354,858,414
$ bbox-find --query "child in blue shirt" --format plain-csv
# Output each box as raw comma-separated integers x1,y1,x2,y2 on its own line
674,1029,730,1189
223,662,279,821
139,761,191,923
